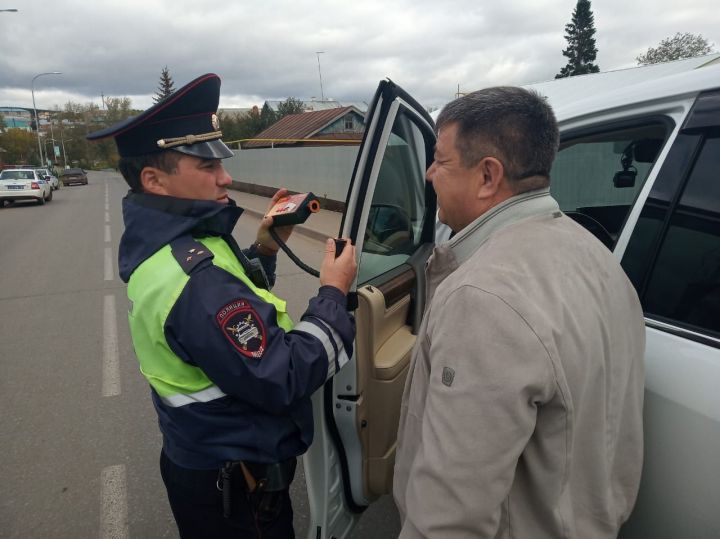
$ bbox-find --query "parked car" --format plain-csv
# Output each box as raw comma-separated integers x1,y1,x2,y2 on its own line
59,167,88,186
36,168,60,190
0,168,53,206
303,59,720,539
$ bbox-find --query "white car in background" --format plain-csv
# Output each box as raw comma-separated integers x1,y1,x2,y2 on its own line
0,168,53,206
36,168,60,190
304,55,720,539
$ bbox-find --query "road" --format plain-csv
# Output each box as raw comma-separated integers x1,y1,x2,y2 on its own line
0,171,399,538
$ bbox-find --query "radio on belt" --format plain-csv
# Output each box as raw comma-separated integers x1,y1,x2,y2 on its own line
266,192,321,226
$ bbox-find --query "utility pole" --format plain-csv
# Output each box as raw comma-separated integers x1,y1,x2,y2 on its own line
315,51,325,101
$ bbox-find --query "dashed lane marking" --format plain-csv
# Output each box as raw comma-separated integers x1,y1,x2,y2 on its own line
100,464,128,539
104,247,114,281
102,294,121,397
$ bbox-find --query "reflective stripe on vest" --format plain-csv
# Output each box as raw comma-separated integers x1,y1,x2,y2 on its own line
128,236,293,405
160,385,227,407
293,318,349,379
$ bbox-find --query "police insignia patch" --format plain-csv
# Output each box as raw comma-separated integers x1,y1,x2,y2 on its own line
216,299,266,359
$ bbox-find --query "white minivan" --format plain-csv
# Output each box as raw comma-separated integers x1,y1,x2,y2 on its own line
304,57,720,538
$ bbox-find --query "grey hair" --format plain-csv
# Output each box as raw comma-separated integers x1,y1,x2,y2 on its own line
435,86,559,190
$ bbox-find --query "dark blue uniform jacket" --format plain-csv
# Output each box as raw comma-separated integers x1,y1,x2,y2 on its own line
118,192,355,469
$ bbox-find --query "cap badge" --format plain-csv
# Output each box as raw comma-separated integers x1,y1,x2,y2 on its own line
211,113,220,130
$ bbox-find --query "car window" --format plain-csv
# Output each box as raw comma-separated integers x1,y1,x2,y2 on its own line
642,135,720,335
551,121,671,249
357,109,430,284
1,170,34,180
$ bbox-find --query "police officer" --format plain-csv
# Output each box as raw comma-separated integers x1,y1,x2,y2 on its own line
87,73,357,538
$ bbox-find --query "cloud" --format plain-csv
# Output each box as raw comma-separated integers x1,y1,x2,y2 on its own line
0,0,718,111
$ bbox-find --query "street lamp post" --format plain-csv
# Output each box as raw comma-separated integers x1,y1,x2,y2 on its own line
31,71,62,166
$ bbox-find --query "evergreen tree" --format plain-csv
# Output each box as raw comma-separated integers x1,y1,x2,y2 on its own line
153,66,176,103
556,0,600,78
277,97,305,119
636,33,715,65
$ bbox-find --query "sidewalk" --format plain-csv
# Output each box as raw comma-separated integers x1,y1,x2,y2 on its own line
231,190,342,242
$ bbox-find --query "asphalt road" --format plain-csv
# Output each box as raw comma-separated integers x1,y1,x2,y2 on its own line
0,171,399,538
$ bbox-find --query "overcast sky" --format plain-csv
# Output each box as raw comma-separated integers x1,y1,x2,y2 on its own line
0,0,718,112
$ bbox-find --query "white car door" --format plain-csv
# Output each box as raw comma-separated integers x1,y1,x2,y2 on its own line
304,80,437,538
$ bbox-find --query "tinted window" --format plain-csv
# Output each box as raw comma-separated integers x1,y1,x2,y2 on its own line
551,122,670,249
0,170,33,180
643,135,720,335
358,110,431,284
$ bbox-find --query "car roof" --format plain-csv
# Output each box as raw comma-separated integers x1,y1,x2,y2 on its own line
429,54,720,125
524,54,720,123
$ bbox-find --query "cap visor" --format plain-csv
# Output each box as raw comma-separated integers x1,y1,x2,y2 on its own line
174,139,234,159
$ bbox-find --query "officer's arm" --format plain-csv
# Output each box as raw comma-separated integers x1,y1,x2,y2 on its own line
164,265,355,414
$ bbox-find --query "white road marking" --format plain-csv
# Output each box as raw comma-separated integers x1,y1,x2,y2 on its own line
104,247,114,281
105,224,111,243
102,294,120,397
105,211,110,223
100,464,128,539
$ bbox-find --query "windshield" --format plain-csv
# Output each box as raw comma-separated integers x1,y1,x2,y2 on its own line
0,170,35,180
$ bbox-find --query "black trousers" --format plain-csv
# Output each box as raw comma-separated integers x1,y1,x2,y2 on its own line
160,451,295,539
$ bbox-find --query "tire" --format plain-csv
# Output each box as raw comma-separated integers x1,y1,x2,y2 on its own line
37,195,45,206
46,190,53,202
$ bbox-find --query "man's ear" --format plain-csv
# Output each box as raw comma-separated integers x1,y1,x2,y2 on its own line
476,157,505,199
140,167,168,195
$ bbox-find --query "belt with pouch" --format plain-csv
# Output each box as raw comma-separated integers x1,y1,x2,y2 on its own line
217,458,297,518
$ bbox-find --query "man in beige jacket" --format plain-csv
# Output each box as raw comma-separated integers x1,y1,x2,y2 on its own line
393,87,645,538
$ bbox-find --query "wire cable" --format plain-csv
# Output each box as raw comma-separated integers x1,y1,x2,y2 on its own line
269,228,320,277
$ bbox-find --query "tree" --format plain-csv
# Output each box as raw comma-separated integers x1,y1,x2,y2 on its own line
277,97,305,118
255,103,277,134
153,66,176,103
0,128,40,164
636,33,715,65
556,0,600,79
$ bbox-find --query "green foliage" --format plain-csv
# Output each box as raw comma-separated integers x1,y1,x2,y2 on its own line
556,0,600,79
0,128,41,164
636,33,715,65
153,66,176,104
277,97,305,118
0,114,6,132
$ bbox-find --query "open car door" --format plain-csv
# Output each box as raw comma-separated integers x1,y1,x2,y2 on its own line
304,80,437,538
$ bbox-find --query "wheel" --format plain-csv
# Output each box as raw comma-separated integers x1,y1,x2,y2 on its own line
46,190,53,202
37,195,45,206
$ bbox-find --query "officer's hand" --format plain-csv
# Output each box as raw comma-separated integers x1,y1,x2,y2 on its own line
255,188,294,254
320,238,357,295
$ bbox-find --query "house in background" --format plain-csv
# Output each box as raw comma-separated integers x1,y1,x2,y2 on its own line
264,99,367,114
243,106,365,149
0,107,36,131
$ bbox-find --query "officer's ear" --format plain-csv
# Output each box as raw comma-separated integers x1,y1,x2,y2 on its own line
140,166,170,196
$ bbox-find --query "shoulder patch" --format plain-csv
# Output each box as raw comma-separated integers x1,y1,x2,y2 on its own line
170,236,214,275
216,299,267,359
